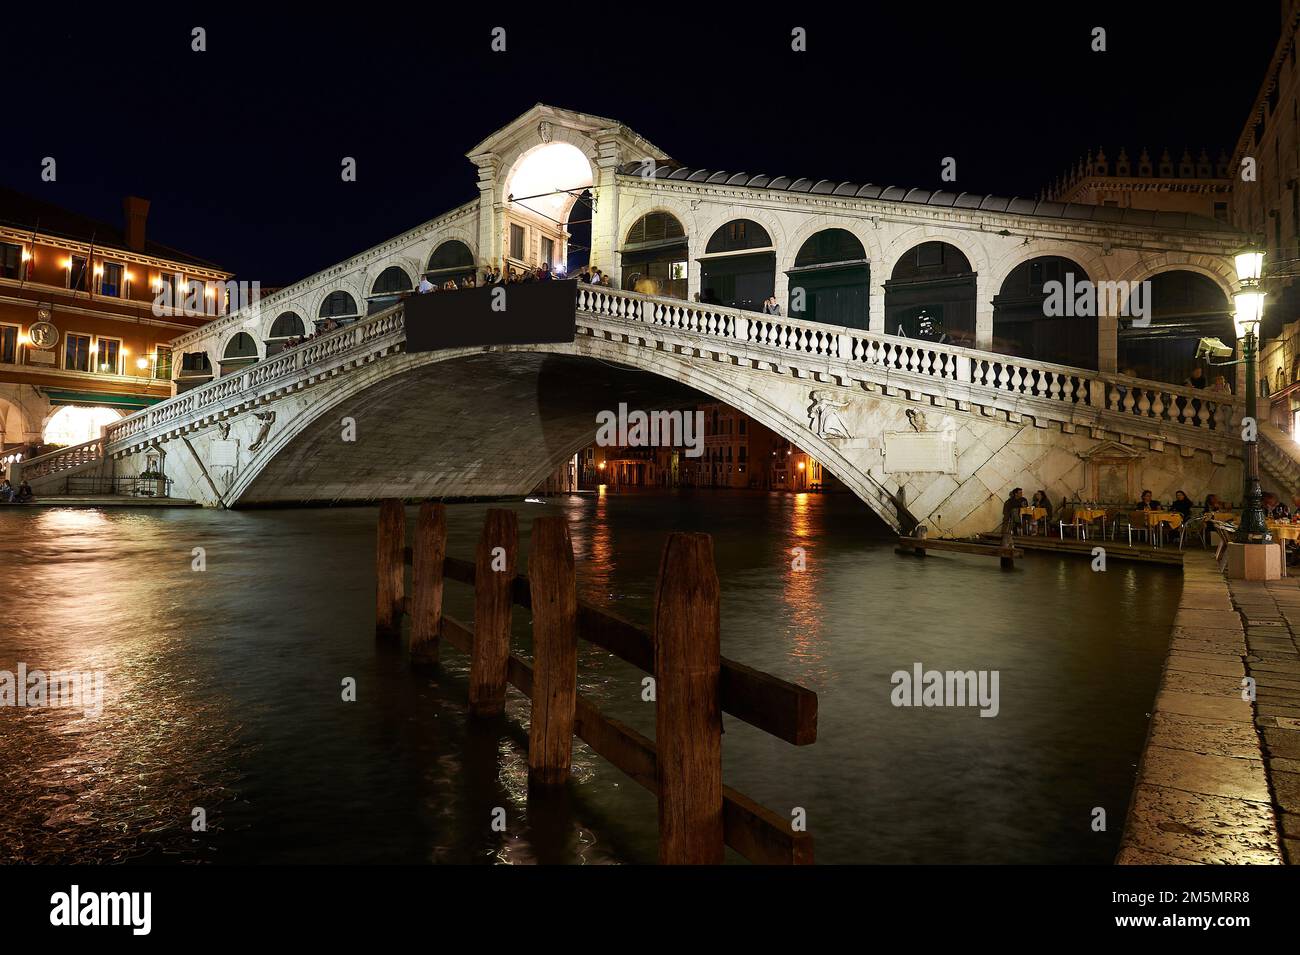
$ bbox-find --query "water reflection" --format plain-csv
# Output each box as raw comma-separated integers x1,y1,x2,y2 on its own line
1,493,1179,864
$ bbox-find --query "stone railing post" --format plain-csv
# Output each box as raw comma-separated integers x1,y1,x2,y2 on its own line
1087,377,1106,409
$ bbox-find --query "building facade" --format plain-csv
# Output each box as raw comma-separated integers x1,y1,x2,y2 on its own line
0,189,232,460
1240,2,1300,438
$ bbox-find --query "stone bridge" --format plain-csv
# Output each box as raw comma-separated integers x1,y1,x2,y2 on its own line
15,103,1300,534
19,284,1292,537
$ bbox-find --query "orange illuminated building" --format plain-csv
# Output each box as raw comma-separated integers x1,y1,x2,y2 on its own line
0,187,232,456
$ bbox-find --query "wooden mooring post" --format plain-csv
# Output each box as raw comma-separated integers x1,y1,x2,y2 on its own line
527,516,578,786
654,532,724,864
375,498,406,638
468,509,517,717
409,502,447,665
380,500,818,864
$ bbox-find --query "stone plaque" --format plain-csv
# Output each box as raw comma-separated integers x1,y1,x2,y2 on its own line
209,440,239,467
883,431,956,474
25,349,55,365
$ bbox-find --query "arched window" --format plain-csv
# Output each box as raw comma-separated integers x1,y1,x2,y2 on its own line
992,256,1096,369
626,212,685,246
884,242,976,346
180,352,212,377
269,312,305,339
368,266,414,315
426,240,475,284
1118,270,1231,385
371,266,412,295
621,212,688,299
787,229,869,329
223,332,257,359
319,291,359,319
700,220,775,311
793,229,865,268
705,219,771,254
220,332,259,376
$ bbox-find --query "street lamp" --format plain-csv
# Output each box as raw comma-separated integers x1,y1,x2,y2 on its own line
1233,244,1269,544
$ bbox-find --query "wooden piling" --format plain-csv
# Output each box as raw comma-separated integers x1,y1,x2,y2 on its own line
375,499,406,638
468,509,518,717
999,516,1016,570
410,502,447,665
526,516,578,785
654,532,724,865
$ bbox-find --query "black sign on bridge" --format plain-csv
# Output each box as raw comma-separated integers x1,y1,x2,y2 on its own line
404,279,578,351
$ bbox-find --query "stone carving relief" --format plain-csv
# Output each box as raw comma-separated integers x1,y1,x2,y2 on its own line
248,412,277,453
808,390,852,440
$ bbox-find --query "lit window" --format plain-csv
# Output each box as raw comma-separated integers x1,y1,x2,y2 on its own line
99,262,125,297
65,333,91,371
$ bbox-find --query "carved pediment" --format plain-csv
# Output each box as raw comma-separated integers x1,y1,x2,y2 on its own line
1078,439,1143,461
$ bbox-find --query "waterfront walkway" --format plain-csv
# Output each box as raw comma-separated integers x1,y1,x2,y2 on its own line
1118,549,1294,864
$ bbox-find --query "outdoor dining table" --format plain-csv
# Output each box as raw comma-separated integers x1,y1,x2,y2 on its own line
1019,506,1048,534
1129,510,1182,547
1065,507,1107,539
1267,521,1300,542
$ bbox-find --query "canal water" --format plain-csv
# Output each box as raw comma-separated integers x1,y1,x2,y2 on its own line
0,491,1180,864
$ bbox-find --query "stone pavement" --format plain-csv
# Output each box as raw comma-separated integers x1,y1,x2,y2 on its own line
1116,549,1286,864
1225,562,1300,864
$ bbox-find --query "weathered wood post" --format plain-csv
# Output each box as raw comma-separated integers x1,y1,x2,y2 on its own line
468,509,518,717
375,499,406,638
527,516,578,785
410,501,447,665
998,517,1016,570
654,532,724,864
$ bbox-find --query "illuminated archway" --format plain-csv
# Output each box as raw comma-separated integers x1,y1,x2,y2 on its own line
44,405,122,446
503,142,593,275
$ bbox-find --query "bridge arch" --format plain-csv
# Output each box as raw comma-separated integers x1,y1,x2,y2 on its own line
991,254,1097,368
1114,253,1237,302
620,209,690,298
781,227,872,329
698,217,779,311
222,341,903,530
496,131,599,209
777,216,885,281
878,225,992,288
883,237,979,346
0,396,33,446
1116,268,1234,384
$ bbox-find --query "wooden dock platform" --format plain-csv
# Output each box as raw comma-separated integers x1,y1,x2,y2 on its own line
896,536,1023,568
974,532,1184,565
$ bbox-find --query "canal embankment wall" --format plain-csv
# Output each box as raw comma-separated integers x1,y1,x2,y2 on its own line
1116,548,1286,864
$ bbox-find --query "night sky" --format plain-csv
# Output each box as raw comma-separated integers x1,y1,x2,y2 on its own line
0,5,1281,286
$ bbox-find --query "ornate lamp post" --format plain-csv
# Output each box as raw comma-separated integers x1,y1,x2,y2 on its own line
1233,245,1270,544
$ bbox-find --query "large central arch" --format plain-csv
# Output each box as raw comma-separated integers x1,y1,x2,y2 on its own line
225,341,902,528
